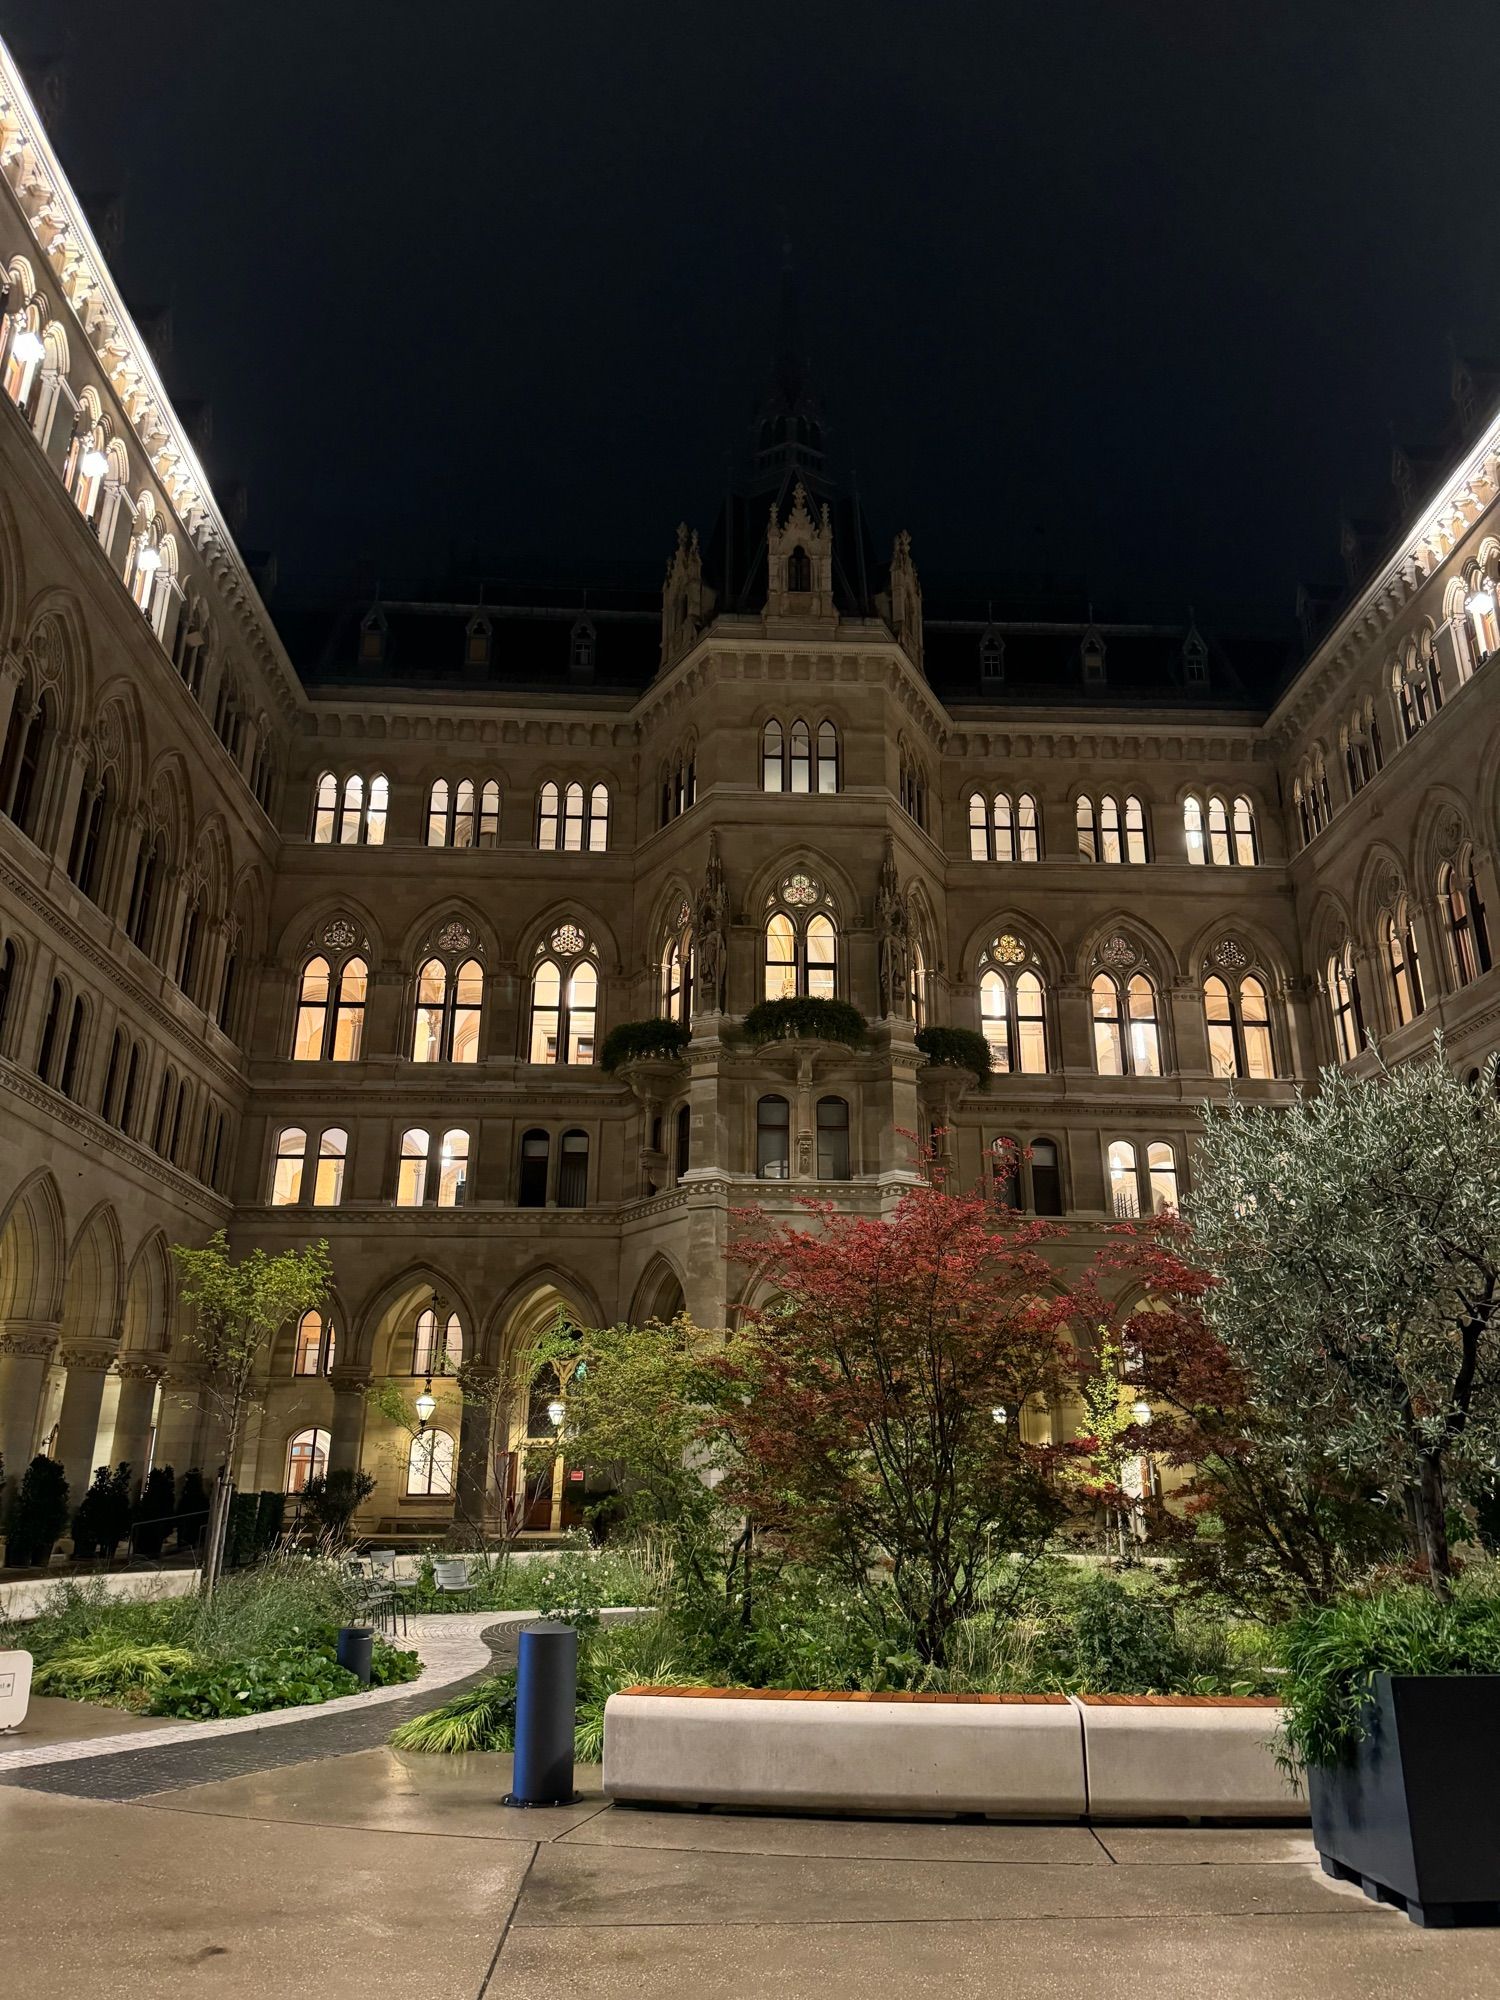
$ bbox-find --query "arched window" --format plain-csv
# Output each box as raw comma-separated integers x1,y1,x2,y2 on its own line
36,978,63,1085
396,1127,431,1206
1466,571,1500,663
1207,795,1232,866
1184,795,1205,864
756,1094,791,1178
60,996,85,1100
67,769,111,901
152,1071,177,1157
899,754,927,827
312,771,338,843
1148,1143,1179,1213
312,772,386,844
1092,971,1161,1076
406,1429,456,1497
286,1427,330,1494
1076,795,1097,862
518,1128,549,1205
817,721,839,793
292,953,367,1061
661,935,688,1022
909,937,928,1029
969,791,1037,862
537,781,559,847
1384,908,1424,1026
411,1306,463,1376
1,689,48,835
1327,944,1363,1062
1232,795,1257,864
312,1128,347,1207
789,719,812,792
1440,857,1491,988
977,935,1047,1073
557,1129,589,1207
293,1310,334,1376
270,1127,307,1206
1030,1138,1064,1216
816,1096,850,1180
675,1103,691,1181
988,1135,1022,1209
412,954,484,1063
1204,972,1276,1079
762,872,838,1000
787,544,812,592
761,719,784,792
529,922,597,1063
428,778,478,848
1107,1139,1140,1218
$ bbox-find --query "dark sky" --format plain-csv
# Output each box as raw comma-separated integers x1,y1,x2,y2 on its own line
7,0,1499,632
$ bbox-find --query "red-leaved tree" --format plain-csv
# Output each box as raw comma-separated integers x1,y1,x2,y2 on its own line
715,1162,1078,1665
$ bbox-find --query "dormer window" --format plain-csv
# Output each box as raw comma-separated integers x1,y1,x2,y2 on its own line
570,620,596,672
465,616,492,667
786,545,812,593
1081,628,1106,687
1182,628,1208,686
979,629,1004,683
359,610,386,665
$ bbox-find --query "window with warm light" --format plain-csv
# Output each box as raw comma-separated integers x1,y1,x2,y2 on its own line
292,953,367,1061
1327,945,1363,1062
1204,971,1275,1079
293,1309,335,1376
406,1429,456,1497
528,923,597,1063
285,1427,330,1494
761,873,838,1000
977,934,1047,1072
412,955,484,1063
1092,972,1162,1076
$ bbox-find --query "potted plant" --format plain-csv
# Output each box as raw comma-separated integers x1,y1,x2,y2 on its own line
740,997,868,1049
1280,1579,1500,1926
915,1026,993,1088
600,1018,691,1073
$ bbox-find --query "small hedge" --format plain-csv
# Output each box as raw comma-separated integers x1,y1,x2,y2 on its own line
601,1018,691,1072
916,1026,993,1083
741,997,869,1049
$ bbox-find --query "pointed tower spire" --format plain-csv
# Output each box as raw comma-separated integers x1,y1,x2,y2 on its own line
752,237,826,479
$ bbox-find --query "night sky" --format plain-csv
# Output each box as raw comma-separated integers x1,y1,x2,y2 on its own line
6,0,1499,636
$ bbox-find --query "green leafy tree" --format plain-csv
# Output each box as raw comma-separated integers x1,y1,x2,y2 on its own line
171,1230,332,1598
1186,1044,1500,1592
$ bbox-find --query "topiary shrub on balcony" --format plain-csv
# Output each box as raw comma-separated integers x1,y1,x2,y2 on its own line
741,997,869,1049
916,1025,994,1086
600,1017,691,1073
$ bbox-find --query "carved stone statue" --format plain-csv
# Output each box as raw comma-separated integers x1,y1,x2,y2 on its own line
875,835,910,1017
693,833,729,1013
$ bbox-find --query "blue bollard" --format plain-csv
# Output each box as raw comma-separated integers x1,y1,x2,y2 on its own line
504,1619,578,1806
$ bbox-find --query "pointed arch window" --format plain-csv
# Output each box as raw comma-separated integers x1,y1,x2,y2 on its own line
762,873,838,1000
816,721,839,793
427,777,479,848
1384,908,1425,1027
1204,971,1275,1079
397,1126,470,1207
407,1429,456,1497
661,934,689,1022
292,952,367,1061
1030,1138,1064,1215
312,771,386,844
789,719,812,792
899,754,928,828
411,1307,463,1376
756,1093,791,1178
293,1310,335,1377
286,1427,330,1494
537,781,560,847
529,923,598,1064
1465,571,1500,662
537,781,607,851
413,953,484,1063
977,934,1047,1073
1148,1143,1179,1214
761,719,784,791
1440,856,1490,988
1108,1139,1141,1218
1092,970,1162,1076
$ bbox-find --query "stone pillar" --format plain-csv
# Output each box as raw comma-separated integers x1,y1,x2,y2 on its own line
108,810,145,933
1169,978,1211,1078
0,651,25,757
42,735,89,873
54,1345,116,1507
152,1367,207,1477
455,1368,499,1530
327,1372,371,1478
1054,982,1092,1075
0,1322,59,1493
110,1362,164,1488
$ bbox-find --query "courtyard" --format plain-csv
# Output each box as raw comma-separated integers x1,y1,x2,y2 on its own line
3,1658,1496,2000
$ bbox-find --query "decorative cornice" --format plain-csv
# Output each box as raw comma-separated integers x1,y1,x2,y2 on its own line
0,1326,57,1359
0,42,304,722
114,1359,165,1382
57,1343,114,1372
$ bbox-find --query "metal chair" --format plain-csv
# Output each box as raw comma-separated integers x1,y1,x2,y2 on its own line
367,1548,408,1636
432,1557,475,1611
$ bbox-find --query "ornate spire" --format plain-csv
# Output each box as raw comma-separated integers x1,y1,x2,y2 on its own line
751,238,826,478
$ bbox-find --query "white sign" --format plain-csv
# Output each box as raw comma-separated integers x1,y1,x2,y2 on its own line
0,1651,32,1731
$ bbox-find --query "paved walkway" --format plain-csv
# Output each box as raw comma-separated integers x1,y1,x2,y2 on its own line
2,1748,1497,1999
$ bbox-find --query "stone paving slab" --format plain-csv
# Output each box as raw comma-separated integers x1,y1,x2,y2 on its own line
489,1912,1500,2000
1097,1825,1321,1866
0,1787,533,2000
562,1803,1112,1865
513,1840,1378,1929
6,1692,164,1748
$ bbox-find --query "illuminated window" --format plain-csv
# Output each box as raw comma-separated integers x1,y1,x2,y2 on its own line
396,1126,430,1206
756,1094,790,1178
817,722,839,793
528,924,597,1064
761,719,784,791
411,1307,463,1376
270,1126,307,1206
1148,1143,1178,1213
312,1127,347,1206
427,777,481,848
977,935,1047,1073
1327,945,1363,1062
1092,972,1162,1076
411,955,484,1063
406,1429,455,1497
285,1427,330,1494
312,772,386,843
293,1310,334,1376
1204,972,1275,1079
1441,857,1490,988
1384,909,1425,1027
1108,1139,1140,1218
292,953,366,1061
761,874,838,1000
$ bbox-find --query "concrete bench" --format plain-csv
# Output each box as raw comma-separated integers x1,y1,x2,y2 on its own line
604,1687,1086,1817
1075,1694,1300,1819
602,1686,1305,1822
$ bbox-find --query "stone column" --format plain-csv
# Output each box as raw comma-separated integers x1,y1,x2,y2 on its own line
0,1322,59,1493
455,1367,499,1531
1054,982,1092,1075
152,1367,207,1477
54,1345,117,1507
108,809,146,933
110,1362,164,1487
0,651,25,757
327,1372,371,1478
42,735,89,873
1169,978,1211,1078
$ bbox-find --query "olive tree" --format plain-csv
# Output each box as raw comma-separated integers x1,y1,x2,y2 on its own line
1187,1045,1500,1589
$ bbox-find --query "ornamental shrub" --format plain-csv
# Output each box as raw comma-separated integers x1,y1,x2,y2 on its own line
5,1455,70,1567
915,1025,993,1082
131,1466,176,1558
175,1468,210,1553
741,997,868,1048
70,1464,134,1560
600,1017,691,1072
299,1469,376,1547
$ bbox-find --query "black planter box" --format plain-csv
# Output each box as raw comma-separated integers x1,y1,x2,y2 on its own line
1308,1673,1500,1927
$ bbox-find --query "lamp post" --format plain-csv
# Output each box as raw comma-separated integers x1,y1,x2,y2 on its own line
1129,1398,1153,1545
